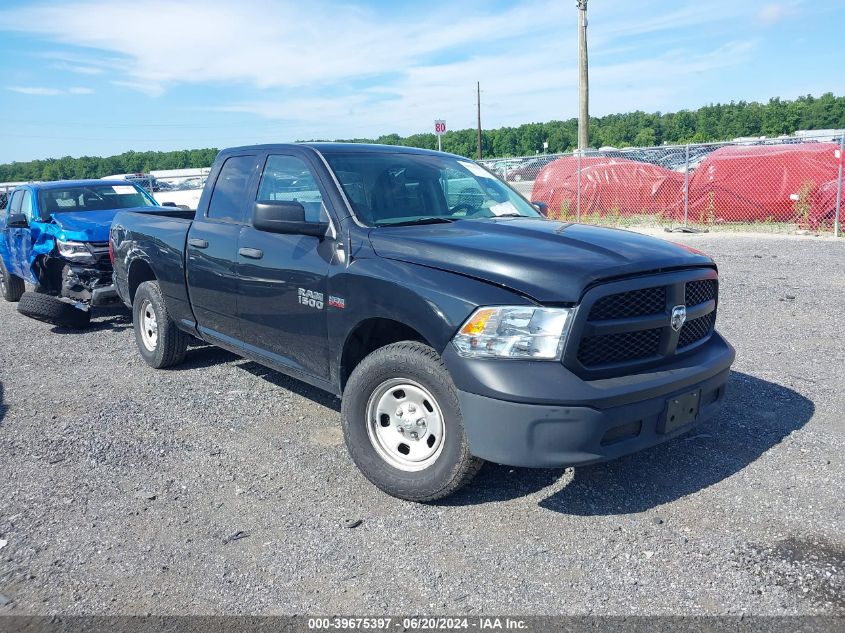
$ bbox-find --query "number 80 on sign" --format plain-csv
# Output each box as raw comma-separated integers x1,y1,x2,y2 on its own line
434,120,446,135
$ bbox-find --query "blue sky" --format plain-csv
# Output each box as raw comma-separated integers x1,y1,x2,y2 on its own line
0,0,843,163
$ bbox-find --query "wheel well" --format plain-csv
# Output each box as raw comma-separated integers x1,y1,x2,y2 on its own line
128,259,156,303
32,254,62,293
341,318,429,391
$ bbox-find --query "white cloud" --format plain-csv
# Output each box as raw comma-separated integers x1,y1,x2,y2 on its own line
0,0,565,90
216,39,756,141
52,61,104,75
758,4,787,24
8,86,63,96
111,80,164,97
0,0,796,140
8,85,93,96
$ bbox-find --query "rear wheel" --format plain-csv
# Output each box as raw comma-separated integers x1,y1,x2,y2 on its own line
133,280,188,368
0,259,25,302
341,341,483,502
17,292,91,328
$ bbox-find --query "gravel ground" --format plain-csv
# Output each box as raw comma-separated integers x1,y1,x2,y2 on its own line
0,232,842,616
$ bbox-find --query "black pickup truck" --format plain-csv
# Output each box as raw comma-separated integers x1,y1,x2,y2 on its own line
110,143,735,501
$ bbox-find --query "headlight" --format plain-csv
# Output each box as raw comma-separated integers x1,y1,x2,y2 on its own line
452,306,573,360
56,240,94,260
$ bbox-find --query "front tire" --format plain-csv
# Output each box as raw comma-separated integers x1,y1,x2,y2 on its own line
341,341,483,502
0,259,25,302
133,280,188,368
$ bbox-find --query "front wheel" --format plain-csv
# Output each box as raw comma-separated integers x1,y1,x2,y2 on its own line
0,259,25,302
133,280,188,368
341,341,483,502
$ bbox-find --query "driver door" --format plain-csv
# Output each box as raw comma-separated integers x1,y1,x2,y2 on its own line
7,190,34,279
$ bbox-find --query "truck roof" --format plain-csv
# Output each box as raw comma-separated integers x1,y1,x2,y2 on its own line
222,142,456,158
15,179,146,192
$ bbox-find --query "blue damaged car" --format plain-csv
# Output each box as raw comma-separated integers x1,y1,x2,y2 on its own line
0,180,160,328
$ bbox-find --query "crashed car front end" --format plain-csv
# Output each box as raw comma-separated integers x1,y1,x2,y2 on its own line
28,232,119,308
54,240,118,306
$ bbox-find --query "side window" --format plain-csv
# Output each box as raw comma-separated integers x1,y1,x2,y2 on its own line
20,190,35,221
207,155,256,222
10,191,23,213
257,155,327,223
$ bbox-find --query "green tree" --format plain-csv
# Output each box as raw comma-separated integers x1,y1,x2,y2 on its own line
2,93,844,179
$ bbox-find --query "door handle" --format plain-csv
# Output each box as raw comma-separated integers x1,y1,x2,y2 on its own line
188,238,209,249
239,247,263,260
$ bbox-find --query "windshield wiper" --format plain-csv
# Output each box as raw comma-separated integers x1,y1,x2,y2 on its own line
376,217,458,227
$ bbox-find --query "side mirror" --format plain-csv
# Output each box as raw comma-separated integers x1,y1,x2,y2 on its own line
531,201,549,216
253,200,328,238
162,201,178,207
7,213,28,228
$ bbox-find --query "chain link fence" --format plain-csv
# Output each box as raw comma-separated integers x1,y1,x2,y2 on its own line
480,133,845,236
126,169,210,209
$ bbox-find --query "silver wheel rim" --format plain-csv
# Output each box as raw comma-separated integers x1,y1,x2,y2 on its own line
365,378,446,472
0,273,6,294
139,299,158,351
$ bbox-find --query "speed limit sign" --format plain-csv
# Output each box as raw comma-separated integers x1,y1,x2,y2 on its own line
434,120,447,135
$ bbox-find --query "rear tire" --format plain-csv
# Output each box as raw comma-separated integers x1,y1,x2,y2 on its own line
0,259,25,302
17,292,91,328
341,341,483,502
133,280,188,369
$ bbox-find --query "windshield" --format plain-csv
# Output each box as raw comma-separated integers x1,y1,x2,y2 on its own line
37,184,157,220
324,152,542,227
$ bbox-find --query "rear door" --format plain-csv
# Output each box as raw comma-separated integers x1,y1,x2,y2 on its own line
236,152,337,379
186,154,259,345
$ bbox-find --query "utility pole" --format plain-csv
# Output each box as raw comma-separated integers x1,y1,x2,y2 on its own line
476,81,483,160
576,1,589,151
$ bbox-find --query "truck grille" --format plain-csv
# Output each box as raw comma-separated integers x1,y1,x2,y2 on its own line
578,328,662,366
685,279,717,306
588,286,666,320
566,270,718,377
678,311,716,349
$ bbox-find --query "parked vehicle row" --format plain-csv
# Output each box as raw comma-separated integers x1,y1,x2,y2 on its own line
3,144,735,502
529,142,843,226
104,172,206,209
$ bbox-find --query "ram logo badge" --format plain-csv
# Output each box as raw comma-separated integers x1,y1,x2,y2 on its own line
298,288,324,309
671,305,687,332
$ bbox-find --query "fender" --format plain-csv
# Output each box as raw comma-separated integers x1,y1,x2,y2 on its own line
327,256,531,390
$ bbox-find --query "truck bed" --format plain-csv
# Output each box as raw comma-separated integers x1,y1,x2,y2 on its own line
132,207,197,221
110,208,196,320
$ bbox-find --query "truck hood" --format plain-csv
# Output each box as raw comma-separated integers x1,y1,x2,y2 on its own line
50,207,155,242
369,218,714,303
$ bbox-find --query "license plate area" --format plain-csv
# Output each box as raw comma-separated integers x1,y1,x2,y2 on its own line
659,389,701,434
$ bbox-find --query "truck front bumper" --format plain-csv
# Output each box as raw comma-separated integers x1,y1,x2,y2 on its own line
90,285,119,306
444,333,736,468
